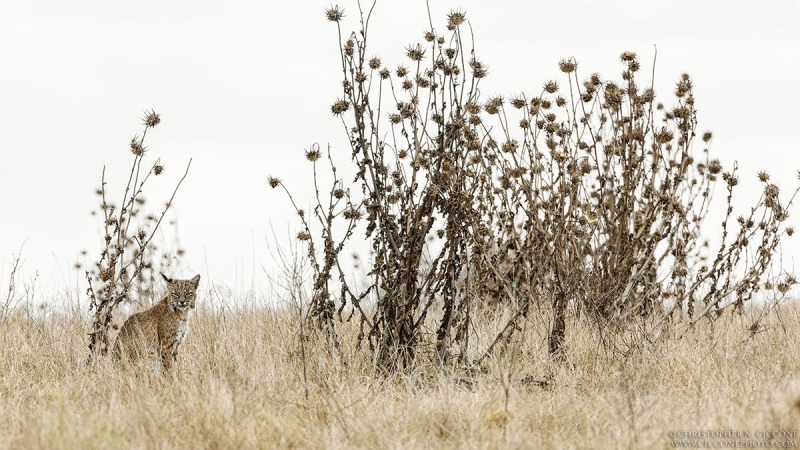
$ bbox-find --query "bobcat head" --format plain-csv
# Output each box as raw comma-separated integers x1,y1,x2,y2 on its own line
161,273,200,312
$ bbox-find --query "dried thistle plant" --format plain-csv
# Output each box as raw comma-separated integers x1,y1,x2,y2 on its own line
273,5,799,372
86,111,192,362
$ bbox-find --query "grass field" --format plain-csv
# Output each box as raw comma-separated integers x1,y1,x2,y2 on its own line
1,302,799,449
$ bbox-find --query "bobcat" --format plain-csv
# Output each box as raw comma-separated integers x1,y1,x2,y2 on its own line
113,273,200,372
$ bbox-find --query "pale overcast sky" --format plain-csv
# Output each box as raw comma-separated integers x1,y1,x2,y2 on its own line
1,0,798,302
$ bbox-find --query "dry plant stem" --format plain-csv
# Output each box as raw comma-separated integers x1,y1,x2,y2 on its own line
1,245,24,326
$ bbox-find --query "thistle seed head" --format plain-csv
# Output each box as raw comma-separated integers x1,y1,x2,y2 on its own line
305,148,321,162
343,207,362,220
447,10,466,27
369,57,382,69
406,44,425,62
558,58,577,73
469,58,488,79
543,80,559,94
142,110,160,128
325,5,344,22
331,99,349,115
130,137,144,155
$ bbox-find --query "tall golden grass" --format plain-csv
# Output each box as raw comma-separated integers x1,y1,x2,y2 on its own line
1,302,798,449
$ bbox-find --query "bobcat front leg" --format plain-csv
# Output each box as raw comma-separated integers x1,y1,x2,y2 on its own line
159,337,177,372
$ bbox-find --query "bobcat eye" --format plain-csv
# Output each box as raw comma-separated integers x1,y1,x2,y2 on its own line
171,292,179,298
187,293,196,299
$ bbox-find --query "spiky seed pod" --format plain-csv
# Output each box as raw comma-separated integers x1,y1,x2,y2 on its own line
465,102,481,114
355,72,367,83
142,110,160,128
655,127,673,144
424,31,435,42
368,57,382,69
543,80,559,93
379,68,390,79
153,165,163,175
406,44,425,62
325,6,344,22
445,48,456,59
708,159,722,175
469,58,488,79
510,97,526,109
765,183,780,199
640,88,655,103
267,177,281,188
555,96,566,107
501,140,518,153
758,171,770,182
305,148,321,162
484,96,503,115
389,113,402,124
331,99,349,115
702,131,713,142
401,79,413,90
130,137,144,155
297,231,311,241
343,207,362,220
558,59,577,73
620,51,637,62
675,76,692,97
447,10,466,27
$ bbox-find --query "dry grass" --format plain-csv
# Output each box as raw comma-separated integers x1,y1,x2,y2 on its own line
2,302,799,449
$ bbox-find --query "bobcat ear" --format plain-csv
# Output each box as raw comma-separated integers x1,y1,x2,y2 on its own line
190,274,200,288
161,273,173,284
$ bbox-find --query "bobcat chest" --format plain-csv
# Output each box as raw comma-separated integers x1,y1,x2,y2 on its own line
176,320,189,345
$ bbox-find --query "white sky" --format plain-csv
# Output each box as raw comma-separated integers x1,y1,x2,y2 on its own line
1,0,798,303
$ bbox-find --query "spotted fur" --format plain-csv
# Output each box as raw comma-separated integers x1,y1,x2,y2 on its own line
113,273,200,371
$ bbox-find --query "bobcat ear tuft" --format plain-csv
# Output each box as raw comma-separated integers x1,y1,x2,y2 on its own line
190,274,200,288
161,273,173,284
